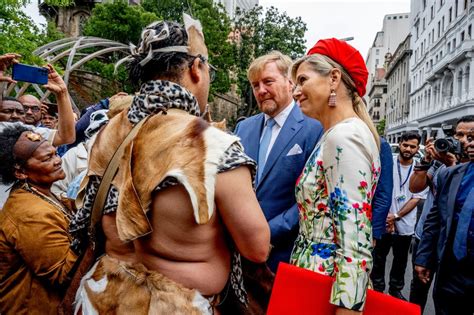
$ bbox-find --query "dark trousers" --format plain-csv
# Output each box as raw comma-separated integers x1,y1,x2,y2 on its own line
371,233,412,292
433,251,474,315
409,238,434,313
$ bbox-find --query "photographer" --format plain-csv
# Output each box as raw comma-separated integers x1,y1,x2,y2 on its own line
409,115,474,311
414,124,474,314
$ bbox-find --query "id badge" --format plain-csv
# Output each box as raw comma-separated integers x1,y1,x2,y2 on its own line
396,194,406,203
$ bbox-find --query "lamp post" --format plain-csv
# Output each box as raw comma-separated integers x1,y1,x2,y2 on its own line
339,36,354,42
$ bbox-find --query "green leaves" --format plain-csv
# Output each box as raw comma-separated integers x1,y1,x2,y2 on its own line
376,118,386,135
0,4,45,65
83,0,159,44
232,5,308,116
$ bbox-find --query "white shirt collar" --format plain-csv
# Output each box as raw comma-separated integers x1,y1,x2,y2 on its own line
264,101,295,128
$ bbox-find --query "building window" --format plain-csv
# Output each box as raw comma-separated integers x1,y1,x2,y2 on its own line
449,7,453,22
423,0,427,10
388,16,391,19
454,38,457,48
465,0,468,10
461,31,465,41
431,5,434,20
376,49,380,55
375,59,379,65
442,16,445,32
455,0,459,17
448,42,451,52
383,87,387,93
468,24,472,38
438,21,441,38
394,16,397,20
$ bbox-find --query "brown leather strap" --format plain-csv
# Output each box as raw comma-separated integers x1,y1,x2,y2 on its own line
88,117,148,240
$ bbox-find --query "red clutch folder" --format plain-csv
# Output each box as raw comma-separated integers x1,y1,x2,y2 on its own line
267,263,421,315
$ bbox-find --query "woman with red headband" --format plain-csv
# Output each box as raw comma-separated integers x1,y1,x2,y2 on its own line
290,38,381,314
0,122,78,314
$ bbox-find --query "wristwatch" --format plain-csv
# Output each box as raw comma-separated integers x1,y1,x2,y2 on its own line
414,159,431,171
394,213,401,221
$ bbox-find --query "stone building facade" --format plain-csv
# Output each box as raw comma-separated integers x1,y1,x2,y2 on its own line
408,0,474,141
385,34,415,142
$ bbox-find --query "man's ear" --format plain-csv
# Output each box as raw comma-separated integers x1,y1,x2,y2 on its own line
14,165,27,181
287,78,294,93
189,57,203,83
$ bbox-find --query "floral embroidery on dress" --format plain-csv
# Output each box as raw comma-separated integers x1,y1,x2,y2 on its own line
290,118,380,312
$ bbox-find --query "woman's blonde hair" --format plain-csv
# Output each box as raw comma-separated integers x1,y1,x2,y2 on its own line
292,54,380,148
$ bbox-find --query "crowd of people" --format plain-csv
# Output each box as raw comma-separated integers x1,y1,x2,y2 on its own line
0,14,472,315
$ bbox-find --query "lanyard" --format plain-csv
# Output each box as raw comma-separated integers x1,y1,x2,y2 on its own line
397,159,413,191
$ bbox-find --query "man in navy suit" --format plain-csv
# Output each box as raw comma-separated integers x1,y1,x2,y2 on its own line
415,129,474,315
234,51,323,272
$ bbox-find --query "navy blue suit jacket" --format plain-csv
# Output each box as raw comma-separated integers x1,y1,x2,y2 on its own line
372,138,394,239
234,104,323,271
415,162,469,271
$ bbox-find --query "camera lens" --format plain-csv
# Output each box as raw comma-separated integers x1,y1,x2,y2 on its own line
434,139,450,153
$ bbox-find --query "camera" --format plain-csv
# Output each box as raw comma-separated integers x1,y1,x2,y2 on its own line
434,124,463,155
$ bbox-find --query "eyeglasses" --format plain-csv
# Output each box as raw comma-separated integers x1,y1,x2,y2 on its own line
189,54,217,83
23,104,41,113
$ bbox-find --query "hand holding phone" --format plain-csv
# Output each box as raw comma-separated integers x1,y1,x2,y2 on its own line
0,53,21,84
43,64,68,96
12,63,48,85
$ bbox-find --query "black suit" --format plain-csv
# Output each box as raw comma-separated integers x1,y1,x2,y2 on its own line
415,162,474,315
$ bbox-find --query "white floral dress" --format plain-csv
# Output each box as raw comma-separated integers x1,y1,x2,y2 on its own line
290,117,381,311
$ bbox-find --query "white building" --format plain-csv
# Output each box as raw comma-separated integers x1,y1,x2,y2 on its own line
386,34,416,142
365,13,410,130
367,68,387,126
216,0,258,18
408,0,474,141
365,13,410,100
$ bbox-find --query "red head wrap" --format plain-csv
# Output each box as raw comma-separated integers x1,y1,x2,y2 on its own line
307,38,368,97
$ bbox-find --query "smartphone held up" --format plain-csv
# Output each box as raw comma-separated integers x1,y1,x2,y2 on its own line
12,63,48,85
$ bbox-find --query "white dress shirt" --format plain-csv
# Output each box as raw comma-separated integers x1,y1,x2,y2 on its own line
261,101,295,162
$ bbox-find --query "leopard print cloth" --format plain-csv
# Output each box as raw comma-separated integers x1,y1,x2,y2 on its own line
127,80,200,124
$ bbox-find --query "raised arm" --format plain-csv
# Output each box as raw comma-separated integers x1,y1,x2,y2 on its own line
43,64,75,146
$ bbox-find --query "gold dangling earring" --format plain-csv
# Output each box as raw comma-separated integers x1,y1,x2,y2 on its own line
328,89,337,107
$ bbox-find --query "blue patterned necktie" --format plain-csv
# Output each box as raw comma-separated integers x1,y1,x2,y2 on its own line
453,186,474,260
257,118,276,182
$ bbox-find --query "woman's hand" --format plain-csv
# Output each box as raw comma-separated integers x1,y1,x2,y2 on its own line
0,53,20,83
43,64,68,96
335,307,362,315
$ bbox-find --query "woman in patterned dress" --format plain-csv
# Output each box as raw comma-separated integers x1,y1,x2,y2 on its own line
291,38,381,314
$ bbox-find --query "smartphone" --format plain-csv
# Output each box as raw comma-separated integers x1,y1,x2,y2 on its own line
12,63,48,85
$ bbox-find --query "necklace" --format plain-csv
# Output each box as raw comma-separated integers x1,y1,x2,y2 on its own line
22,182,73,221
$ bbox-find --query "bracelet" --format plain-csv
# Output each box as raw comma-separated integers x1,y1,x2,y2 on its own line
394,213,401,221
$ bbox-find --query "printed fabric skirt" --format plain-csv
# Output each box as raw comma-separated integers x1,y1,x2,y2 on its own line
74,255,214,315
